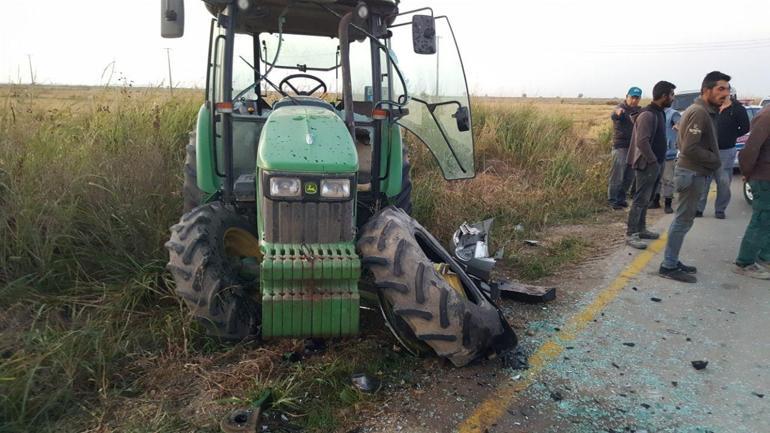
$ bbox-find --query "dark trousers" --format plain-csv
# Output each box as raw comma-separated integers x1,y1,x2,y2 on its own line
626,162,660,235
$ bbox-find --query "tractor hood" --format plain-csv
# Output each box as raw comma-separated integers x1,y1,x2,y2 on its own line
257,104,358,173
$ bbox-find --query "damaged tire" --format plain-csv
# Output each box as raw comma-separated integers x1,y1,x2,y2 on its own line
357,206,514,367
166,202,260,340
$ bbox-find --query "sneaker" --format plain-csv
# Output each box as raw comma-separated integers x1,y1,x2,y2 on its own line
639,230,660,240
618,201,629,208
695,211,703,218
677,261,697,274
664,198,673,214
659,265,697,283
611,204,624,210
733,264,770,280
715,212,726,219
626,234,648,250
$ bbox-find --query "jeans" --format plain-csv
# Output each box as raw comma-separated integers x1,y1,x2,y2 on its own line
662,167,707,269
697,147,736,214
608,148,633,205
626,162,660,235
736,180,770,266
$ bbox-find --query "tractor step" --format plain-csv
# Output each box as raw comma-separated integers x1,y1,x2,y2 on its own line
260,242,360,338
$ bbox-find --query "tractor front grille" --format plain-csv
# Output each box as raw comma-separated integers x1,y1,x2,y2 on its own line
262,198,354,244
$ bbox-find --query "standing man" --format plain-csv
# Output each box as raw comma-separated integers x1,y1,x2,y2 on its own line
661,106,682,214
696,93,750,218
608,87,643,210
659,71,730,283
625,81,676,249
734,104,770,280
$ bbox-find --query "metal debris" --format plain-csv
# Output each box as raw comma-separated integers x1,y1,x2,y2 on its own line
496,279,556,303
451,218,502,281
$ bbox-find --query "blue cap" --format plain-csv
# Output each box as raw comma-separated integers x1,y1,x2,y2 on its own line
627,87,643,97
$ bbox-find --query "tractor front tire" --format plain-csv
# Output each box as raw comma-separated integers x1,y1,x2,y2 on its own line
166,202,260,340
357,206,509,367
183,132,203,212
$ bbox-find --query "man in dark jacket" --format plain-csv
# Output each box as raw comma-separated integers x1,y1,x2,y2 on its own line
608,87,642,209
734,105,770,280
625,81,676,249
697,93,750,218
659,71,730,283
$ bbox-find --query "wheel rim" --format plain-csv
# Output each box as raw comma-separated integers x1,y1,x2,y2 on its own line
223,227,262,280
377,292,431,357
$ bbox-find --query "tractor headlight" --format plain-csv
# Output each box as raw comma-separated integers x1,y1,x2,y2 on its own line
320,179,351,198
269,177,301,197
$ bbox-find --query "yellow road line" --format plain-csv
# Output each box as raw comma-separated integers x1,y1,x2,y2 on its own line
458,234,668,433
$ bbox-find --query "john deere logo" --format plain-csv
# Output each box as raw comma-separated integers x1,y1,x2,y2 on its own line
304,182,318,194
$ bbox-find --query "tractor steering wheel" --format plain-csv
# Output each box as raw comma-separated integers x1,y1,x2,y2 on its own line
278,74,327,97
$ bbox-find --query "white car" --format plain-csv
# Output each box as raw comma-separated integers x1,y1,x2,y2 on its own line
761,97,770,108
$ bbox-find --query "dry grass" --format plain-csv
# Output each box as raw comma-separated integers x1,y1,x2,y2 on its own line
0,85,614,432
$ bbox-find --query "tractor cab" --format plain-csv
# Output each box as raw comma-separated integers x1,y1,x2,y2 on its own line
162,0,515,367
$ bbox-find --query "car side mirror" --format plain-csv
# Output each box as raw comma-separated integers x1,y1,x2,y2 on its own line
454,106,470,132
412,15,436,55
161,0,185,38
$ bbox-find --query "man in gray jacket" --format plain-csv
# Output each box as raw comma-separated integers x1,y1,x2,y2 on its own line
625,81,676,249
659,71,730,283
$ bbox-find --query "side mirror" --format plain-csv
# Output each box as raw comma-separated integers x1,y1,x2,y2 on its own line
454,106,470,132
412,15,436,55
161,0,185,38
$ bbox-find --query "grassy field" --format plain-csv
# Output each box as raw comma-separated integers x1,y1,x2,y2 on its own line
0,84,615,432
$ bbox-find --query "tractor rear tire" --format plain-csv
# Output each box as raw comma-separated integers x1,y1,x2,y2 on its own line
183,132,203,213
357,206,509,367
166,202,260,340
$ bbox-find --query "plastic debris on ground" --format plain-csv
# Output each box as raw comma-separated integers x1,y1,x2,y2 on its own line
351,372,381,393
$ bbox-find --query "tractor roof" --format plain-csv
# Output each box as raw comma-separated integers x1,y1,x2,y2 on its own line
205,0,400,38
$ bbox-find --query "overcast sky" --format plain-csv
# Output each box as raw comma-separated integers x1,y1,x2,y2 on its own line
2,0,769,98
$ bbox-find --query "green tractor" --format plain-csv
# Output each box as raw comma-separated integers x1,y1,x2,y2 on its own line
161,0,515,366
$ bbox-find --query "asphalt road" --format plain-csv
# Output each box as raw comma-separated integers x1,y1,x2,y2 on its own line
466,178,769,433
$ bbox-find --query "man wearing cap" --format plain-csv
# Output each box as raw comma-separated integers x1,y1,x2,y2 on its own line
608,87,643,209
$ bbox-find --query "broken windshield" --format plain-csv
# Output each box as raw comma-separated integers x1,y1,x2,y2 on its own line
389,16,475,180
